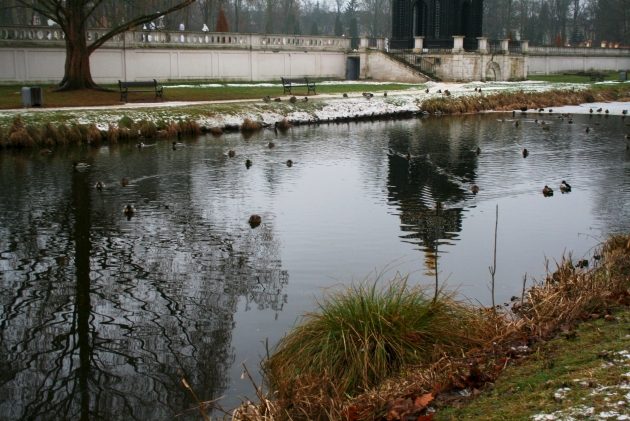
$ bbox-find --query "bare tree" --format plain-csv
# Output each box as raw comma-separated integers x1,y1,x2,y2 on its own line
14,0,196,91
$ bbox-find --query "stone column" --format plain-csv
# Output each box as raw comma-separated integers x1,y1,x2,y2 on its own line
500,39,510,54
360,37,369,50
477,37,488,54
520,40,529,53
452,35,464,52
413,36,424,53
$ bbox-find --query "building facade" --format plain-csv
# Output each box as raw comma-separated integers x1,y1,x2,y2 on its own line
391,0,483,49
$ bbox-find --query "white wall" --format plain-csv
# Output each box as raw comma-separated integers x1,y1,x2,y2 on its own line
526,54,630,75
0,47,347,84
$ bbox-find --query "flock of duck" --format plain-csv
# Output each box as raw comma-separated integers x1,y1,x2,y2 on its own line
75,133,298,226
74,101,628,224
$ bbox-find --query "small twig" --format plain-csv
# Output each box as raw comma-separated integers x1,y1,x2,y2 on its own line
488,204,499,309
521,273,527,305
180,377,211,421
433,242,439,303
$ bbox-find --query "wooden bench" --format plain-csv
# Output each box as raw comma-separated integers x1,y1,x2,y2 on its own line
118,79,163,102
281,77,316,95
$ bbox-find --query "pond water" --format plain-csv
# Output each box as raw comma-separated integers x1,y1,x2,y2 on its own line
1,110,629,419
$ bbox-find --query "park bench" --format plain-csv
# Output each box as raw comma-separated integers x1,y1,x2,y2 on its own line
118,79,164,102
281,77,316,95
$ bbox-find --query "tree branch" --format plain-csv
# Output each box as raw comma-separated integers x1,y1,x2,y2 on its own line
87,0,197,53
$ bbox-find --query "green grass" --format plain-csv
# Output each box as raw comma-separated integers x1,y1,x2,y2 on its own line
437,307,630,420
264,278,493,398
0,81,421,110
528,71,621,84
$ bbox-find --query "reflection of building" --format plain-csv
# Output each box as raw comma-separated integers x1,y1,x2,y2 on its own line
386,118,482,274
391,0,483,49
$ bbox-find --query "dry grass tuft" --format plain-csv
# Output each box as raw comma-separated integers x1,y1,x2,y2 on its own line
419,88,623,115
138,120,157,139
166,121,180,138
8,116,35,148
241,118,263,133
178,119,201,136
517,234,630,339
209,126,223,136
106,124,119,144
0,125,6,148
41,122,63,146
86,124,102,145
276,118,292,132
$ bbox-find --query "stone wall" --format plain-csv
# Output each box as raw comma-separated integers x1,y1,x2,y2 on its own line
428,53,526,81
0,47,347,84
526,47,630,75
0,27,349,84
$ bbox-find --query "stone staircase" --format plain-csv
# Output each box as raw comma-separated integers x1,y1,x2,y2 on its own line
386,50,439,81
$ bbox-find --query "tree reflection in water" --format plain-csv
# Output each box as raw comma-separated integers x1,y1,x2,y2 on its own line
0,150,288,420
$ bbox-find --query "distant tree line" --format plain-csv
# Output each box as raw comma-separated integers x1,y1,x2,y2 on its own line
1,0,627,46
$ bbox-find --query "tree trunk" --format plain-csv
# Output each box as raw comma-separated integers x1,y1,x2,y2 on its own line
60,35,98,90
57,4,97,91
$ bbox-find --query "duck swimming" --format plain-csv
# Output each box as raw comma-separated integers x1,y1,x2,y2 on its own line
73,161,90,171
286,159,293,167
227,150,236,157
95,181,104,190
121,177,129,187
559,180,572,193
471,184,480,195
248,214,262,228
542,185,554,197
123,204,135,217
245,159,253,169
522,148,529,158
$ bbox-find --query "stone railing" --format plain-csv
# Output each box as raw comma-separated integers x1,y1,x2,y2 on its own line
528,45,630,57
0,25,350,51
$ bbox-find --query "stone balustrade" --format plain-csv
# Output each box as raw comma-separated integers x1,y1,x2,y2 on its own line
0,25,351,51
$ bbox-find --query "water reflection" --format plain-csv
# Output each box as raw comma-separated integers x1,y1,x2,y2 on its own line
0,111,628,418
0,147,287,419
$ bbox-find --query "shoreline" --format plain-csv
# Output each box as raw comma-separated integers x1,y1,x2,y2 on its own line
1,81,628,149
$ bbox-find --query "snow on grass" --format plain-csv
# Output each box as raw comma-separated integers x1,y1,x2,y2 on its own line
532,350,630,421
0,80,628,130
165,80,424,89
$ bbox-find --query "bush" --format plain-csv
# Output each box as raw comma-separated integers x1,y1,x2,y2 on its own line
240,117,262,133
137,120,157,138
118,115,134,129
264,278,492,398
7,116,35,148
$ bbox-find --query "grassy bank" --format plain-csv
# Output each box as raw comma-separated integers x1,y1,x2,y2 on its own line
419,84,629,114
438,307,630,420
232,234,630,421
0,82,418,110
1,82,628,150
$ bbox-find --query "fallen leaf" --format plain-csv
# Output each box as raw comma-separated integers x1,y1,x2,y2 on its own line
414,393,434,410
